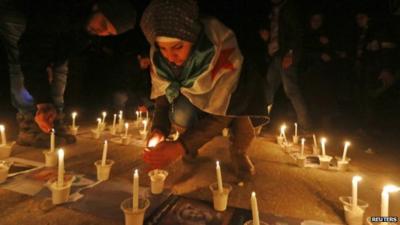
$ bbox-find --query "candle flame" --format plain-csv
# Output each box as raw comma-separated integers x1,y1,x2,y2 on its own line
134,169,138,176
301,138,305,144
97,118,101,123
0,125,4,132
216,161,220,167
125,123,129,129
102,111,107,117
142,119,148,125
383,185,400,193
352,175,362,183
320,137,327,144
58,148,64,157
345,141,351,147
251,191,256,197
104,140,108,145
148,137,161,148
72,112,77,118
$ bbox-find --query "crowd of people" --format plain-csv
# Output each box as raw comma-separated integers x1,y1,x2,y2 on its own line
0,0,399,179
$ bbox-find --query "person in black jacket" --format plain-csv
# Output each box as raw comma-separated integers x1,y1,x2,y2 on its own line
261,0,312,132
0,0,136,148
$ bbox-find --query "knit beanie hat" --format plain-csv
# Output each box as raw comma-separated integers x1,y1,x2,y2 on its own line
140,0,201,44
97,0,137,34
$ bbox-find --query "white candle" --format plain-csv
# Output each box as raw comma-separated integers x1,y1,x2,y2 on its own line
294,122,298,137
50,129,55,152
216,161,223,193
97,118,101,132
139,111,142,120
112,114,117,130
0,125,6,146
102,111,107,124
71,112,77,129
124,123,129,137
57,149,64,187
101,140,108,166
280,124,287,141
320,138,327,156
146,111,149,120
118,113,123,127
251,192,260,225
313,134,318,148
342,141,351,162
135,111,139,121
133,169,139,211
142,119,148,133
301,138,305,157
381,185,400,216
352,176,362,209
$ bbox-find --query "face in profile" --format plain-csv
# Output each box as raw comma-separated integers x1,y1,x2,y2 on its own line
86,11,117,36
310,14,323,30
156,40,194,66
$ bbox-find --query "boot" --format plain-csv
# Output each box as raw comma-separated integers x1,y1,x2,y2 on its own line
16,112,66,148
229,117,256,180
54,112,76,144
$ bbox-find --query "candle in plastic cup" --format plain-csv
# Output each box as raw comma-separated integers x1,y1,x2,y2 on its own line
148,170,168,194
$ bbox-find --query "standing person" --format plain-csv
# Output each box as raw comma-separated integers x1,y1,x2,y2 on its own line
262,0,312,132
140,0,268,179
0,0,136,147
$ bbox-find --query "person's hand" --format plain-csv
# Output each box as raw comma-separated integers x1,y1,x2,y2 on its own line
35,103,57,133
321,53,331,62
320,36,329,45
137,55,151,70
378,70,395,88
259,29,270,42
282,51,293,70
143,141,185,169
146,129,165,148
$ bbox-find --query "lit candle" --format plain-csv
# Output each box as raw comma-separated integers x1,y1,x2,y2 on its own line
57,149,64,187
112,114,117,130
148,137,161,148
142,119,148,133
301,138,305,157
0,125,6,146
251,192,260,225
97,118,101,132
342,141,351,162
352,176,362,210
146,111,149,120
102,111,107,124
50,129,55,152
71,112,77,129
294,122,298,137
313,134,318,148
216,161,223,193
101,140,108,166
118,112,123,127
381,185,400,217
135,111,139,121
133,169,139,211
124,123,129,137
139,111,142,120
320,138,327,156
280,124,287,142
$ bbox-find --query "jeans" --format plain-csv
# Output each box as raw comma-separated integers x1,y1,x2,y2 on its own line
0,9,67,114
265,56,311,128
169,95,201,128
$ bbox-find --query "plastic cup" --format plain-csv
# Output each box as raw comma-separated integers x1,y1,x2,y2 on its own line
0,144,13,159
292,135,299,145
318,156,332,170
49,181,72,205
222,128,229,137
297,155,306,167
120,197,150,225
121,136,131,145
209,182,232,212
94,160,114,181
69,126,79,136
339,196,369,225
336,158,351,172
148,169,168,194
0,161,12,184
277,136,284,146
43,150,57,167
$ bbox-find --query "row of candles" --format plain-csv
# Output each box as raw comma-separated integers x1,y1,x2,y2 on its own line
279,123,351,162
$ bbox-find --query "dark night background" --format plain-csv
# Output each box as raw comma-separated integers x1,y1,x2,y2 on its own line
0,0,399,139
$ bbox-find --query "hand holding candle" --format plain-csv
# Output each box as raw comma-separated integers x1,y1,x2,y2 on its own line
57,149,64,187
342,141,351,162
101,140,108,166
216,161,223,193
0,125,7,146
133,169,139,211
251,192,260,225
352,175,362,210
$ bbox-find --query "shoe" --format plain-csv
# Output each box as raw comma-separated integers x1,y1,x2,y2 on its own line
16,113,66,148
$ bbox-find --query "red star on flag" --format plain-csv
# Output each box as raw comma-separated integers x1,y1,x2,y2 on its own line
211,48,235,80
